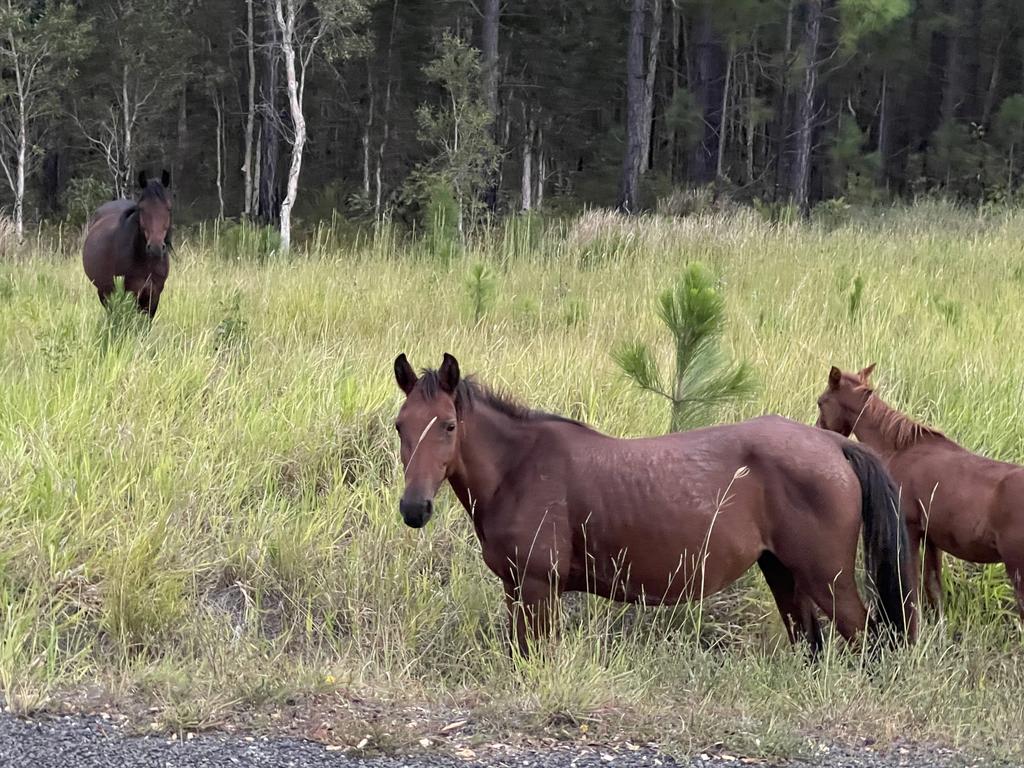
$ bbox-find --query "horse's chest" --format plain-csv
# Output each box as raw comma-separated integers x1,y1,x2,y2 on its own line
474,498,571,581
125,258,169,283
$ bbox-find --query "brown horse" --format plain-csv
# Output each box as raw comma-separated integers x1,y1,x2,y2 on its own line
817,364,1024,618
394,353,915,656
83,170,172,317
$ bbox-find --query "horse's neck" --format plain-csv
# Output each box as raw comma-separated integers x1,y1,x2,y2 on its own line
851,396,907,455
447,406,532,521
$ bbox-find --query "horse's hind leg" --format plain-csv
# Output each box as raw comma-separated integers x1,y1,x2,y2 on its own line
758,552,823,655
1002,557,1024,618
799,565,870,643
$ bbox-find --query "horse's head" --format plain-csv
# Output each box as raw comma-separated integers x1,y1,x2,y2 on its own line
816,363,875,436
136,170,172,259
393,353,463,529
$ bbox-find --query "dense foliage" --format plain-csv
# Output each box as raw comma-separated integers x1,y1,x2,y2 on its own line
1,0,1023,229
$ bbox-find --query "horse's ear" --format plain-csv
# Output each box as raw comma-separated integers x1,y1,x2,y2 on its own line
394,353,417,395
857,363,876,384
137,171,147,190
828,366,842,390
161,169,171,189
438,353,460,394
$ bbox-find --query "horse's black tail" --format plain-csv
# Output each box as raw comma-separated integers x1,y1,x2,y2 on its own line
840,442,915,642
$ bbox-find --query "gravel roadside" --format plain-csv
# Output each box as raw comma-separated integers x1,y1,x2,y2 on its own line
0,714,1003,768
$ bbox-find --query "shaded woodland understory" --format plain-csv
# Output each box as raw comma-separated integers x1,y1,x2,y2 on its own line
1,0,1023,249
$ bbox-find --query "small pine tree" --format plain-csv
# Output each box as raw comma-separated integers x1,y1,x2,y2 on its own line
613,263,754,433
464,262,497,325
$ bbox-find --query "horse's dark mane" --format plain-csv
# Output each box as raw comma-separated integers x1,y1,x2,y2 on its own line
417,369,587,427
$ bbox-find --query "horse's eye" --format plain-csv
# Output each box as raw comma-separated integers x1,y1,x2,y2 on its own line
445,422,456,433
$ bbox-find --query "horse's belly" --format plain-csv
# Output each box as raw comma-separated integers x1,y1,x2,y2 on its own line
577,528,762,605
904,484,1001,563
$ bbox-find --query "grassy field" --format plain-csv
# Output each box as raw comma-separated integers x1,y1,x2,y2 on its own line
1,204,1023,759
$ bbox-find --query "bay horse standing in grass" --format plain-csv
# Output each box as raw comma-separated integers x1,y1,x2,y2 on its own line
818,364,1024,618
83,170,172,317
393,353,915,656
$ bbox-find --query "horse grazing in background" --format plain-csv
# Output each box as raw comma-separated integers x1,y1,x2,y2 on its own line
83,170,173,317
817,364,1024,619
393,353,916,657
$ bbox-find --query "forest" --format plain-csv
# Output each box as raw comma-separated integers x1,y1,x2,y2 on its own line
1,0,1024,241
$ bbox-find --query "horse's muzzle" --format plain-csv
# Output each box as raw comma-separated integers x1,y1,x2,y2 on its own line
400,497,433,528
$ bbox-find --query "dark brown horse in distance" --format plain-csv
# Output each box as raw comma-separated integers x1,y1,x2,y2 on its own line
393,353,915,656
83,170,172,317
817,364,1024,618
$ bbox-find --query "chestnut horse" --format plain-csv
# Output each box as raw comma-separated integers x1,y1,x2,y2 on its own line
394,353,915,656
83,170,172,317
817,364,1024,619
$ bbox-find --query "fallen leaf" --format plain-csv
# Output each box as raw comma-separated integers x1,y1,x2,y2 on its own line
440,719,469,734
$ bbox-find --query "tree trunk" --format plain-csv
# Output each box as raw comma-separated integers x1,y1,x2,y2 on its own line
669,2,681,183
363,58,373,198
242,0,257,217
716,42,734,180
257,0,280,226
481,0,500,209
745,54,755,185
535,127,545,209
273,0,305,254
981,36,1004,127
618,0,646,213
375,0,399,221
121,65,133,198
690,1,725,185
175,87,188,204
639,0,662,175
772,0,796,197
213,89,225,219
15,97,26,241
521,117,534,211
790,0,823,212
877,70,888,188
940,0,967,124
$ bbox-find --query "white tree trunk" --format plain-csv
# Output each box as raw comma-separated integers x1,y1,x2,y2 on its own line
14,85,26,240
122,65,133,198
363,62,373,198
375,0,399,222
274,0,305,254
521,118,534,211
214,90,225,219
535,128,545,209
242,0,257,217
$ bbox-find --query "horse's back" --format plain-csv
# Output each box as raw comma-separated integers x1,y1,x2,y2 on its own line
87,199,132,228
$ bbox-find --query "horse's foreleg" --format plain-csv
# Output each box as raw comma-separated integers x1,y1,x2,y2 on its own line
923,540,944,619
96,284,113,308
503,575,558,659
